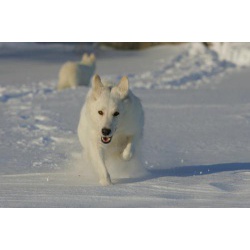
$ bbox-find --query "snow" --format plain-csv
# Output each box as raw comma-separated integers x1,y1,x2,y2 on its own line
0,42,250,207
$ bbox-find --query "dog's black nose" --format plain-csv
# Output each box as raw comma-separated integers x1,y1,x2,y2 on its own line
102,128,111,136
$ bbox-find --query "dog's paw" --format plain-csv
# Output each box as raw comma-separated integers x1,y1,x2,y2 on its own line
99,176,112,186
122,148,133,161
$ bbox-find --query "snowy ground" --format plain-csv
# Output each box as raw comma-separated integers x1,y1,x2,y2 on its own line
0,43,250,207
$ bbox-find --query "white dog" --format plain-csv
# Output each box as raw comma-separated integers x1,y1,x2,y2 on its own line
77,74,144,185
57,53,96,90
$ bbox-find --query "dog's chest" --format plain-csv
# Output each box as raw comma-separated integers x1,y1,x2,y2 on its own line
104,134,128,154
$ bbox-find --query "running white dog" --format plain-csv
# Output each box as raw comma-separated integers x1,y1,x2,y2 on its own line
77,74,144,186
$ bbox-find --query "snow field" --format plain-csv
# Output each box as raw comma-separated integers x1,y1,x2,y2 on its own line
0,43,250,207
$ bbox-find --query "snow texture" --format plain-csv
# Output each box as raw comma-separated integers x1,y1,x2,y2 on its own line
0,42,250,207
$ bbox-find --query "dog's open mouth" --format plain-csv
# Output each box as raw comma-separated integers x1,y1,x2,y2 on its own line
101,136,112,144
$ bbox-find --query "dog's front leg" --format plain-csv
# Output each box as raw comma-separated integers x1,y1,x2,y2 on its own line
89,145,112,186
122,136,134,161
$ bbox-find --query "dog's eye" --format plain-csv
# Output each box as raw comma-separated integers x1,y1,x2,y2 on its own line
113,111,120,117
98,111,104,116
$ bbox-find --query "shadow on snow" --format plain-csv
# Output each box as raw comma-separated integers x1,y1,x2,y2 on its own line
116,162,250,184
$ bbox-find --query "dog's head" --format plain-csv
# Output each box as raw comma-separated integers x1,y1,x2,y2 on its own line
81,53,96,65
89,74,129,144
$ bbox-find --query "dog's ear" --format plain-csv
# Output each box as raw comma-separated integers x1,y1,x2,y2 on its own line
81,53,88,63
91,74,103,99
89,53,96,63
113,76,129,99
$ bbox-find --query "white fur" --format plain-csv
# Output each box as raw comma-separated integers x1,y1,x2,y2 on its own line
57,53,96,90
77,75,144,186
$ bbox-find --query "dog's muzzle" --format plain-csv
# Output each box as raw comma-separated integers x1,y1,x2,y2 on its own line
101,128,112,144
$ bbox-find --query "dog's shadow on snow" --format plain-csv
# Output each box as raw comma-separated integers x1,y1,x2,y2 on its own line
115,162,250,184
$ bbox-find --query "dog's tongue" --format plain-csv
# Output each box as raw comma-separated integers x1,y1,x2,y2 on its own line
103,137,109,142
102,136,111,143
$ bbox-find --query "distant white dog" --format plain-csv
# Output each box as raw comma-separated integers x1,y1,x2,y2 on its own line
78,74,144,185
57,53,96,90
